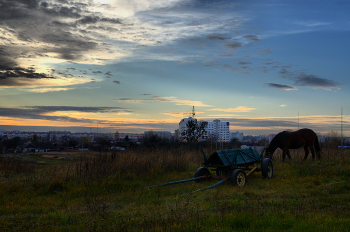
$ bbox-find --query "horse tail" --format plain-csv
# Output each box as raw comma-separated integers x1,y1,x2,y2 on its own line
313,132,322,158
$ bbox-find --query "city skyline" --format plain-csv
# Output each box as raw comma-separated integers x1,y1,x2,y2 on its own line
1,0,349,136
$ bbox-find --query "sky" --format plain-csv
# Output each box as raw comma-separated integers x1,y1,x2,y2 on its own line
0,0,349,136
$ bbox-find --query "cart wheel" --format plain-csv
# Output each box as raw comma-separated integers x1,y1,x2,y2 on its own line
194,167,210,182
261,158,273,178
231,169,247,187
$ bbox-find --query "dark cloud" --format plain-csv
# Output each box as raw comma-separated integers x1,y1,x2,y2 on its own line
105,71,113,76
0,67,54,80
27,106,126,113
215,54,232,57
222,64,239,71
278,68,341,89
294,73,341,89
279,68,288,75
202,60,220,67
0,0,123,87
265,83,297,90
113,80,120,84
238,61,252,65
206,35,230,41
0,49,55,86
224,41,243,50
243,34,261,42
257,48,272,55
0,106,130,123
75,16,123,25
42,5,82,18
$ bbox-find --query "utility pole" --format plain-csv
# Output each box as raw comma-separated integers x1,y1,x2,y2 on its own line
298,111,299,130
341,107,343,148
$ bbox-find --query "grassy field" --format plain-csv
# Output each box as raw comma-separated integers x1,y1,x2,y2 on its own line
0,147,350,231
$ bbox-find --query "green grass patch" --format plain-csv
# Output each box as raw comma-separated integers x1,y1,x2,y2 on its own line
0,148,350,231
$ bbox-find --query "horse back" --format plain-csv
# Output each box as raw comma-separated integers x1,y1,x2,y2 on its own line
276,129,314,149
289,129,316,148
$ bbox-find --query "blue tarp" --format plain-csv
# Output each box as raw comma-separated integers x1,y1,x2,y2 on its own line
203,148,263,167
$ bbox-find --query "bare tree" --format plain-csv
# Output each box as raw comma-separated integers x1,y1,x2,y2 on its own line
181,120,206,142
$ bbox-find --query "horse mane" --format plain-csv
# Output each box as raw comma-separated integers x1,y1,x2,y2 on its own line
266,132,282,153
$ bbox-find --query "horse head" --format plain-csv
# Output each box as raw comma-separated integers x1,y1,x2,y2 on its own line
264,148,273,159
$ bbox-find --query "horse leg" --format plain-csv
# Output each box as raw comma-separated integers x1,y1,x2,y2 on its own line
303,145,309,160
309,146,315,161
282,149,289,162
286,150,292,160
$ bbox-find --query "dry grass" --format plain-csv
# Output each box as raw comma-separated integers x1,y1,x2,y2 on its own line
0,147,349,231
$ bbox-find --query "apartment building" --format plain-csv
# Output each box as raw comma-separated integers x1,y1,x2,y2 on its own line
179,117,230,142
203,119,230,142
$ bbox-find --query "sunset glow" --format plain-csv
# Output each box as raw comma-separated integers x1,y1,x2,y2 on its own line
0,0,349,136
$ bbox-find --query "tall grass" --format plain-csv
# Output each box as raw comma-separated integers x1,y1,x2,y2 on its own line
0,147,349,231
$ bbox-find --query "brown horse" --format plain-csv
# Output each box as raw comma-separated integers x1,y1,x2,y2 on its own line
265,128,321,161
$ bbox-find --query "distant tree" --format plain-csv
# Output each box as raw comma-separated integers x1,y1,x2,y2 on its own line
124,135,129,141
325,131,341,148
115,131,120,140
256,138,267,146
229,138,242,148
67,138,79,148
96,137,110,152
31,134,39,146
80,137,91,149
181,120,206,142
1,137,22,152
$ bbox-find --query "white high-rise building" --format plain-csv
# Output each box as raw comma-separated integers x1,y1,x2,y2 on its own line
179,117,230,142
203,119,230,142
179,117,197,134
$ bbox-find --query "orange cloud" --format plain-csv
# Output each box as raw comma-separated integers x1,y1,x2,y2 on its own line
210,106,255,112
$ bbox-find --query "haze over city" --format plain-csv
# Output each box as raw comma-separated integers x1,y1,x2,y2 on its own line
0,0,349,136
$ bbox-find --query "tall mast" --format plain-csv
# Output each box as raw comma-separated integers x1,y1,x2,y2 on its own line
341,107,343,148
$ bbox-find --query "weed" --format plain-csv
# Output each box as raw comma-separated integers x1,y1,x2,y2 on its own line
0,147,349,231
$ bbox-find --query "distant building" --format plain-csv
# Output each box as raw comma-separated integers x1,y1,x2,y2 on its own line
144,131,172,140
174,129,180,141
179,117,230,142
179,117,197,134
230,131,243,141
203,119,230,142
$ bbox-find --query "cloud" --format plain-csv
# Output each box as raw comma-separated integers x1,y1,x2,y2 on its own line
0,105,130,124
117,96,211,107
238,61,252,65
215,54,233,57
160,112,185,117
266,83,297,91
257,48,273,55
0,0,252,88
117,98,143,103
25,88,74,93
292,20,333,27
294,73,341,90
243,34,261,42
225,41,243,50
202,60,220,67
278,68,342,90
210,106,255,113
206,35,230,41
113,80,121,84
105,71,113,77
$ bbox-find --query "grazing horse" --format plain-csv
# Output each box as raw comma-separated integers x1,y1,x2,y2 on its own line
265,128,321,161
